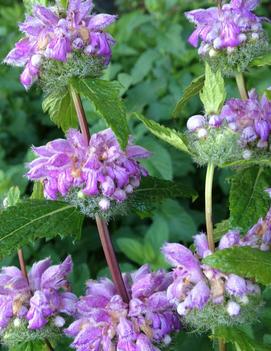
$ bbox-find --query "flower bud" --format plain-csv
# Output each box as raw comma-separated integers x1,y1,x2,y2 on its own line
99,198,111,211
197,128,208,139
54,316,65,328
226,301,240,316
209,114,223,128
187,115,205,132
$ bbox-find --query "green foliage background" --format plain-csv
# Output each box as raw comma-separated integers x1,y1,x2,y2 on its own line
0,0,271,350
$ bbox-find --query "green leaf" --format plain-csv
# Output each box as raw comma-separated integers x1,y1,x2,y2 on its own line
203,247,271,286
42,87,77,132
4,186,21,207
10,341,48,351
116,238,144,265
131,49,159,85
173,75,205,118
214,219,231,241
0,200,84,258
134,112,191,154
221,158,271,168
129,176,198,215
251,52,271,67
145,215,169,253
213,326,270,351
200,63,226,115
229,166,271,232
71,78,129,148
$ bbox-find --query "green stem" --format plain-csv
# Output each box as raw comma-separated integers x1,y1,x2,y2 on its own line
205,162,215,252
235,72,248,100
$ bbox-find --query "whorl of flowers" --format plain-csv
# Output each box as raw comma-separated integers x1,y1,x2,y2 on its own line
4,0,116,89
162,208,271,331
185,0,269,74
186,89,271,164
26,128,150,214
0,256,76,333
65,265,180,351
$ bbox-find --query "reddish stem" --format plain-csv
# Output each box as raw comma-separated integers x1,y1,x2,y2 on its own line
17,249,29,283
70,87,130,303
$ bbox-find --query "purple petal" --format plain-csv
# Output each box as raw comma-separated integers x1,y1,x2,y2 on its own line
59,292,77,315
126,145,151,159
29,257,52,291
4,38,33,67
88,14,117,30
41,256,72,290
219,230,240,250
33,5,58,25
27,291,52,329
225,274,247,297
194,233,211,258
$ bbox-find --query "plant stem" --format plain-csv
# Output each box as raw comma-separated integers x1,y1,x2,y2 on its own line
217,0,222,9
219,339,226,351
235,72,248,100
205,162,215,252
95,215,130,303
45,339,55,351
17,249,29,284
70,87,130,304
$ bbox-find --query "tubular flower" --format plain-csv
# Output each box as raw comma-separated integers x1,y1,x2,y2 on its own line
4,0,116,89
65,265,180,351
185,0,266,55
220,89,271,149
26,128,150,213
162,219,270,330
0,256,76,332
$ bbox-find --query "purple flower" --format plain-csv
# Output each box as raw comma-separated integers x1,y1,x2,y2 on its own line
187,115,206,132
0,256,76,332
4,0,117,89
26,128,150,211
162,233,262,320
220,90,271,148
219,230,240,250
65,265,180,351
185,0,266,56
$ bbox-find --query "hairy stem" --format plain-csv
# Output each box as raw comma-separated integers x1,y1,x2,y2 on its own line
217,0,222,9
17,249,29,284
235,72,248,100
205,163,215,252
70,87,130,303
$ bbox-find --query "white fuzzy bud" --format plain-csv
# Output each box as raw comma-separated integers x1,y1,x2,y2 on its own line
187,115,206,132
209,48,218,57
197,128,208,139
226,301,240,316
242,149,252,160
99,198,111,211
54,316,65,328
13,318,21,328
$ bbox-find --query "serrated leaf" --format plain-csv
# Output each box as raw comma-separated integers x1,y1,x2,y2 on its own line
134,112,191,154
229,166,271,232
200,63,226,115
0,200,84,258
131,49,159,85
129,176,197,214
173,75,205,118
213,326,270,351
42,87,77,132
251,52,271,67
203,247,271,285
71,78,129,149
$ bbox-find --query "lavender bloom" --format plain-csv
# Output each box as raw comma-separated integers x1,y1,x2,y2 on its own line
163,233,262,321
4,0,117,89
65,265,180,351
220,90,271,148
26,128,150,211
185,0,266,56
0,256,76,332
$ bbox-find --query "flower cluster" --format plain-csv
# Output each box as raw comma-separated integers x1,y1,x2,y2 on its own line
65,265,180,351
0,256,76,332
162,217,271,331
4,0,116,89
186,89,271,163
185,0,266,57
26,128,150,213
